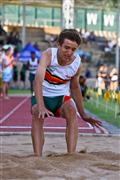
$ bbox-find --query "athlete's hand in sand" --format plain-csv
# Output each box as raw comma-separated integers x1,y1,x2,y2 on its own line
82,114,102,127
38,106,54,119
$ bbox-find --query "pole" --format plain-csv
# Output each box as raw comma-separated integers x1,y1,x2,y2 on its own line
116,2,120,91
21,2,26,47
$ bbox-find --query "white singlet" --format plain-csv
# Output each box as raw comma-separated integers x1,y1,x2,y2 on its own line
28,58,38,74
42,48,81,97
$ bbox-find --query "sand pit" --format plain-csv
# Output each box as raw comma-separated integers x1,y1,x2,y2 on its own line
0,134,120,179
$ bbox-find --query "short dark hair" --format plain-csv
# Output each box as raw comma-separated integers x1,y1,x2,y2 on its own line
58,29,81,46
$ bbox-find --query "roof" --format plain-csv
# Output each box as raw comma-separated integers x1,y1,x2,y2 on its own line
0,0,62,7
0,0,114,9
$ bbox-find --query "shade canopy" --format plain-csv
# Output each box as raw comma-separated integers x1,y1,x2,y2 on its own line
19,43,41,62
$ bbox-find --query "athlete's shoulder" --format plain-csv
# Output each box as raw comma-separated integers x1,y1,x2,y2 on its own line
40,48,50,59
73,53,81,68
75,53,81,61
39,48,52,66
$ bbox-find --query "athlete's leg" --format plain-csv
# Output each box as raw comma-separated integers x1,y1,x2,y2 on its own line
30,79,34,95
60,99,78,154
2,82,9,99
31,104,44,156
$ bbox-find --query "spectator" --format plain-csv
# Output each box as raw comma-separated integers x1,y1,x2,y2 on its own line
96,64,108,95
0,23,7,45
85,68,92,78
104,40,115,53
49,34,58,47
2,46,15,99
79,76,88,100
82,29,90,44
87,31,96,42
12,64,18,88
20,63,27,89
7,28,22,48
109,67,118,91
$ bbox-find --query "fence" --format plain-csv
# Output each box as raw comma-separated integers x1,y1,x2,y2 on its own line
89,89,120,119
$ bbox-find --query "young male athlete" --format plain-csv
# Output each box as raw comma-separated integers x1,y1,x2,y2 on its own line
31,29,102,156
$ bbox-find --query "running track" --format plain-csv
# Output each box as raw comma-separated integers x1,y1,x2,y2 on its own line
0,96,108,134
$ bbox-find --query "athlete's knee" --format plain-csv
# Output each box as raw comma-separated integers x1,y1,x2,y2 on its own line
31,105,39,118
31,105,44,126
62,102,77,119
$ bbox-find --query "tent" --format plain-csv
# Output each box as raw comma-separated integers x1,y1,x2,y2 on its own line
19,43,41,62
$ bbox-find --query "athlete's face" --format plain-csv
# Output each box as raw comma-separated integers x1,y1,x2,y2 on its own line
58,39,79,62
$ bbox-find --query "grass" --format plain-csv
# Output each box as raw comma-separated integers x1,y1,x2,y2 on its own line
8,88,31,95
84,97,120,128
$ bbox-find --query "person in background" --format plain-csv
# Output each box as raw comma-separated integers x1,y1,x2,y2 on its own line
109,67,118,91
27,51,39,94
0,22,7,45
20,63,27,89
79,76,87,100
85,68,92,78
96,64,108,95
12,64,18,88
2,46,15,99
31,29,102,156
7,28,22,47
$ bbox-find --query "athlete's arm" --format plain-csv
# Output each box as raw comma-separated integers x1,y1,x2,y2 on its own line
70,67,102,127
70,67,85,117
34,49,54,118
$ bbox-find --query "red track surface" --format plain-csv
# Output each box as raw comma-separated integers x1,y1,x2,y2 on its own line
0,96,107,134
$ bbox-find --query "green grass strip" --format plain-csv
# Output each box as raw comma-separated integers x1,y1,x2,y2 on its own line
8,88,31,95
84,98,120,128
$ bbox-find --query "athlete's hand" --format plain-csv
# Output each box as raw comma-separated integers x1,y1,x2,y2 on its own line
38,106,54,119
82,114,102,127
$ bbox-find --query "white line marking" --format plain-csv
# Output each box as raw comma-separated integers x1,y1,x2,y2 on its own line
86,122,93,128
0,125,108,134
96,125,109,134
0,97,29,124
77,110,108,134
0,125,94,130
94,126,102,134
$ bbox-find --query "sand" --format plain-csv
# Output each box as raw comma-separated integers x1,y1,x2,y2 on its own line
0,133,120,180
